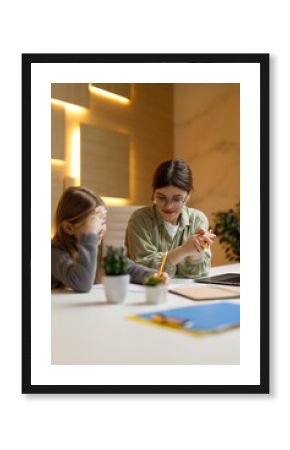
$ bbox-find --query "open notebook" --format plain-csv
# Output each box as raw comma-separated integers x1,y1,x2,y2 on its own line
169,285,240,301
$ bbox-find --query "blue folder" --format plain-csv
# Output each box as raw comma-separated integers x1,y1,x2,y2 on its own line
133,302,240,335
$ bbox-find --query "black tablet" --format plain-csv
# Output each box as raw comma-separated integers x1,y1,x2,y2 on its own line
195,273,240,286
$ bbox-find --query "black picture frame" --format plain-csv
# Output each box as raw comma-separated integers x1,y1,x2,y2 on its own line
22,53,269,394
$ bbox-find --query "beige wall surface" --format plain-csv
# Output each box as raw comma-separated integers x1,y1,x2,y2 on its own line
51,104,65,160
51,83,89,108
173,83,240,266
80,123,130,198
51,162,64,232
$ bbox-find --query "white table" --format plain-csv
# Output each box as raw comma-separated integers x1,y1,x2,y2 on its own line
51,264,240,365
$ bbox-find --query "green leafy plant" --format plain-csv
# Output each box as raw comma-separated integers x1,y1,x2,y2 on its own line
144,274,164,286
212,202,240,262
102,246,129,276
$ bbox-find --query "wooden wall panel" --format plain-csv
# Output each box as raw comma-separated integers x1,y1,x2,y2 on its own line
51,83,89,107
87,83,173,204
51,163,64,232
80,124,130,198
51,103,65,159
92,83,131,99
130,84,173,203
51,83,173,230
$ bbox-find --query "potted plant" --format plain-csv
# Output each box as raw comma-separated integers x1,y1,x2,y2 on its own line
102,246,130,303
144,274,167,304
212,202,240,262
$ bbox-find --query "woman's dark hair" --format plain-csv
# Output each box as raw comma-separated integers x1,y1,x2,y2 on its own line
152,160,193,193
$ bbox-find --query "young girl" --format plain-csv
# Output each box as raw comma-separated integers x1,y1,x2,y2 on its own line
125,159,216,279
51,186,168,292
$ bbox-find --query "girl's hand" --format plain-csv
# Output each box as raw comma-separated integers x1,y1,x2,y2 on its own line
154,272,170,284
79,214,103,236
79,206,107,236
98,223,107,242
95,205,107,224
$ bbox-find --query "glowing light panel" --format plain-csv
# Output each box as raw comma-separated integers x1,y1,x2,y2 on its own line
89,85,130,105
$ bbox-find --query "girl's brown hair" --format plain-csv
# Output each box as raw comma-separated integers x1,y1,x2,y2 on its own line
152,159,193,193
52,186,105,282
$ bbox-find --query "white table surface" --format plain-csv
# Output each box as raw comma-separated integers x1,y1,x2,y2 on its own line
51,264,240,365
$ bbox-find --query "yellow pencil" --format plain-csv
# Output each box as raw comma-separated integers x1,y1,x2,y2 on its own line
157,251,168,278
203,228,212,250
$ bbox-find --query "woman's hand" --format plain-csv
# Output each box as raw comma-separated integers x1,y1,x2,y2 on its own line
181,228,216,257
197,228,216,249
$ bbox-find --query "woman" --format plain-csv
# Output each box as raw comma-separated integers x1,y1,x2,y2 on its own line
125,160,215,278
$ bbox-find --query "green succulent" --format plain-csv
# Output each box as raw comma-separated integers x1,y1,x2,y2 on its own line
144,274,164,286
212,202,240,262
102,246,129,276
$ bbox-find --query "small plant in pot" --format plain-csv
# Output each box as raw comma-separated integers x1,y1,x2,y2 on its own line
144,274,167,305
102,246,130,303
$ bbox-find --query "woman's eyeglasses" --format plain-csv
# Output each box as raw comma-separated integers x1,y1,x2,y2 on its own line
154,195,188,207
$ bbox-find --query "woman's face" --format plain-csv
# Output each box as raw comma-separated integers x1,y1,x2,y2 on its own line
154,186,189,224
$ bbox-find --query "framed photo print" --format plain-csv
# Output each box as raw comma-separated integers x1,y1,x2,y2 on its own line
22,53,269,394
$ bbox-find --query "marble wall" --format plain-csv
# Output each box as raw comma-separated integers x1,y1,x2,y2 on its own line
173,83,240,266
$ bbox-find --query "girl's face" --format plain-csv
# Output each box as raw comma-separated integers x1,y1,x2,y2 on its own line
154,186,189,224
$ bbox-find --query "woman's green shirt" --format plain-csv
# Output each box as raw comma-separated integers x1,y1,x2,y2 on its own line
125,206,211,278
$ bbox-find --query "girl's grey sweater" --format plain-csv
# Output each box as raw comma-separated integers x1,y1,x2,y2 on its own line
51,232,155,292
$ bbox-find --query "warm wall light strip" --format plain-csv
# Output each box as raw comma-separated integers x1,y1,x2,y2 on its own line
70,128,81,184
101,197,130,206
51,159,65,166
89,85,130,105
51,98,86,113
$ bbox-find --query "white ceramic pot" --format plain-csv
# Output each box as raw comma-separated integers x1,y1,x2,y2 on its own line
145,285,167,304
103,274,130,304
